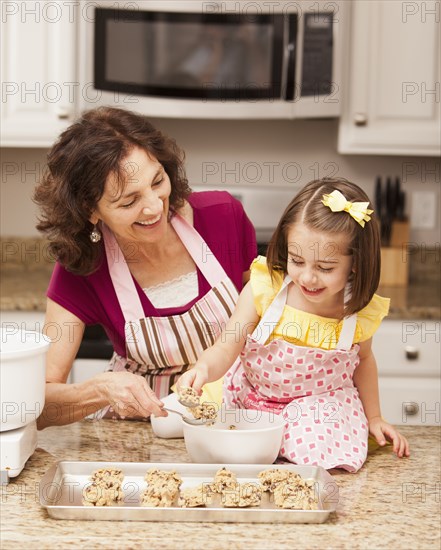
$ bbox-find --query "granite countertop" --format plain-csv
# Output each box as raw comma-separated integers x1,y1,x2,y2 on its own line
0,264,53,311
377,284,440,319
0,238,439,319
0,421,439,549
1,270,440,320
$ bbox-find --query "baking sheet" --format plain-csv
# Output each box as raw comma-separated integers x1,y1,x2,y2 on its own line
40,461,339,523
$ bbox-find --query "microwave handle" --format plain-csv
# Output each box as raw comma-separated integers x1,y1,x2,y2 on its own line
283,16,297,101
284,42,296,101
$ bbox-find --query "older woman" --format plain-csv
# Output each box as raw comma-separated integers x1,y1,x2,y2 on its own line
34,107,256,429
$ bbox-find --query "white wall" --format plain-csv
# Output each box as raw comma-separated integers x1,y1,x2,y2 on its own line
1,118,439,243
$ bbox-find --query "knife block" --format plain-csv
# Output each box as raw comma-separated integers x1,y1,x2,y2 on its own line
380,220,410,287
379,219,410,286
389,220,410,248
380,248,409,286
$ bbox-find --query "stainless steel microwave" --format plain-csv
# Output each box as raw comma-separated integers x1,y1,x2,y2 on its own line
79,1,346,119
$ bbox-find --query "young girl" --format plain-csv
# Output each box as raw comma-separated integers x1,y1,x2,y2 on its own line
178,178,410,472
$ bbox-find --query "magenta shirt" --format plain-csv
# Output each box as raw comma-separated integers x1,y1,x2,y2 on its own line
47,191,257,357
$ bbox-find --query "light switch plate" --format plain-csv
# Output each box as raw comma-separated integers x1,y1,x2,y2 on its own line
410,191,437,229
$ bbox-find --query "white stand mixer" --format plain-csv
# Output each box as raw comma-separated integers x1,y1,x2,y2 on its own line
1,422,38,484
0,328,51,484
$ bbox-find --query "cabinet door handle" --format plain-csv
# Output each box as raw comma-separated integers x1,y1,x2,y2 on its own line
403,403,419,416
354,113,368,126
56,107,71,120
405,346,419,360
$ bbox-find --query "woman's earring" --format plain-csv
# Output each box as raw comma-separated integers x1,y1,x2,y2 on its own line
89,224,102,243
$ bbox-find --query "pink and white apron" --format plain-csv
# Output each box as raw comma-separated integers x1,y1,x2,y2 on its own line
101,213,238,408
223,276,368,472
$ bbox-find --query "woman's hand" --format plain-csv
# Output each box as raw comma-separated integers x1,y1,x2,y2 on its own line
96,371,166,418
176,363,210,395
368,416,410,458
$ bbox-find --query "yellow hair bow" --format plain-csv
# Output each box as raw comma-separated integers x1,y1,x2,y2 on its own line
321,190,373,228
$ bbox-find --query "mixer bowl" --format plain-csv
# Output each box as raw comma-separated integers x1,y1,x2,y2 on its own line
183,408,285,464
0,328,51,431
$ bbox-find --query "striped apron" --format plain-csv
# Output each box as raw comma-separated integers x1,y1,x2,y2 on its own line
102,213,239,400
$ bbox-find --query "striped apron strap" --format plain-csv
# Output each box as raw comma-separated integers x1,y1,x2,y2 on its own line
170,213,229,287
102,222,145,321
102,214,230,323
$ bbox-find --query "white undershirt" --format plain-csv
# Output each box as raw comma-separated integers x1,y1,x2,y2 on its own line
143,271,199,308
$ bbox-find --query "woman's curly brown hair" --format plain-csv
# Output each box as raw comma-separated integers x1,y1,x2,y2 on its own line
34,107,191,275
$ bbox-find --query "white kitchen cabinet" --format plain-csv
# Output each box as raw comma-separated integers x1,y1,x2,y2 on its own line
373,320,440,425
1,0,78,147
338,0,441,156
377,377,440,426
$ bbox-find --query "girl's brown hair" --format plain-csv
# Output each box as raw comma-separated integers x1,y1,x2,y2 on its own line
34,107,191,275
266,178,381,317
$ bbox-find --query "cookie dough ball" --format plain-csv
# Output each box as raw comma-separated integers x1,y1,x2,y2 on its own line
273,480,318,510
188,402,217,422
83,483,124,507
178,485,212,508
82,468,125,506
222,482,262,508
91,468,124,486
179,386,200,407
141,468,182,507
209,467,237,494
257,468,302,492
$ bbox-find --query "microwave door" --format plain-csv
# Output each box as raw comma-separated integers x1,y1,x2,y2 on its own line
94,8,286,101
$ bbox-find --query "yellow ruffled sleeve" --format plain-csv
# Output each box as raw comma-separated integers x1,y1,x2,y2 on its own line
249,257,389,348
249,256,283,317
353,294,390,343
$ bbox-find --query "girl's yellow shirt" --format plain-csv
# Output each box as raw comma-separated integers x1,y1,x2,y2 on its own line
180,256,389,407
250,256,390,349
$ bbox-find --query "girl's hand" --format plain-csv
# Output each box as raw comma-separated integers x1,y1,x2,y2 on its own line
176,363,209,395
96,371,166,419
368,416,410,458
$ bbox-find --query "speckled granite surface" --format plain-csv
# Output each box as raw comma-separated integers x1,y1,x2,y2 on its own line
378,284,441,319
1,238,440,318
0,421,439,549
0,264,53,311
1,237,54,311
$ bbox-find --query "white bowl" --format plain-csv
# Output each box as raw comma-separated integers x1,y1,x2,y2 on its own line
150,393,186,439
183,409,285,464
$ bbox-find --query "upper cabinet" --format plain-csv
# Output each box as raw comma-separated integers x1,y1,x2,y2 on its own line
1,0,439,154
338,0,440,156
1,1,77,147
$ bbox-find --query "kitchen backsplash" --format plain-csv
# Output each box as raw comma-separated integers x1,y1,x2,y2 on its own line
1,234,438,286
1,119,439,244
0,237,54,269
408,246,440,284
